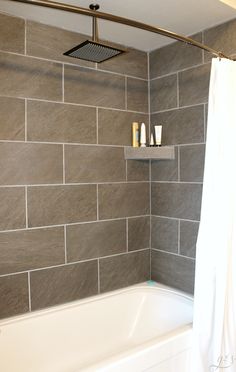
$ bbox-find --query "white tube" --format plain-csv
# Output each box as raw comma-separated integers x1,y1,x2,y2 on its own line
154,125,162,146
150,133,154,146
140,123,146,147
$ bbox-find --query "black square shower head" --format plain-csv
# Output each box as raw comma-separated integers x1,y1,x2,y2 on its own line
63,40,125,63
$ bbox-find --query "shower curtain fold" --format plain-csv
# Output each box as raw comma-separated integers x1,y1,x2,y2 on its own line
191,58,236,372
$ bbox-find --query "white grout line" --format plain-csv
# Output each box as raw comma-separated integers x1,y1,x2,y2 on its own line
151,180,203,185
27,272,31,311
125,76,128,110
64,225,67,264
62,64,65,102
24,99,27,142
0,139,125,147
0,138,206,147
0,49,148,81
0,95,148,116
178,220,180,254
151,247,195,261
24,20,27,55
176,72,179,108
25,186,28,228
0,181,150,188
0,248,150,278
203,103,206,142
126,218,128,252
97,259,100,294
149,247,152,280
0,214,151,235
152,214,200,223
62,144,65,184
96,184,99,220
96,107,98,145
149,60,211,81
178,142,205,147
98,67,147,82
151,101,206,115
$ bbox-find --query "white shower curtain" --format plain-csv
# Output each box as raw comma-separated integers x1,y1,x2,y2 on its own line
191,58,236,372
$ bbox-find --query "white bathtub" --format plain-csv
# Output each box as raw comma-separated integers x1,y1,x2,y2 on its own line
0,282,193,372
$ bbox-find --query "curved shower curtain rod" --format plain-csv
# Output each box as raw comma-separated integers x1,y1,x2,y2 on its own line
10,0,233,60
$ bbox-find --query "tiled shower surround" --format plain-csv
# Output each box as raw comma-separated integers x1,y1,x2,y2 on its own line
0,11,235,319
0,13,150,319
150,19,236,293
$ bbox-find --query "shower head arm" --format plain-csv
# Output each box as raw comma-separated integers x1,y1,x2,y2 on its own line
92,17,98,42
9,0,233,60
90,4,99,42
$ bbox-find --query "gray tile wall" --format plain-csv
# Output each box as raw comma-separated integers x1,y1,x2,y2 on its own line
1,11,235,317
0,13,150,319
149,18,236,294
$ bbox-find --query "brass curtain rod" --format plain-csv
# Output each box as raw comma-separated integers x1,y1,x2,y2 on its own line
10,0,232,59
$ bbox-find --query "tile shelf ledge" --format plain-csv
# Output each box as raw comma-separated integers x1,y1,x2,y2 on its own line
124,146,175,160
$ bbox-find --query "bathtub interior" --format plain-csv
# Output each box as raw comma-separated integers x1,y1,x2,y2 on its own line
0,283,193,372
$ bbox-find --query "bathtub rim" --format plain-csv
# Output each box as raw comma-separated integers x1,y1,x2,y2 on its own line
0,281,193,326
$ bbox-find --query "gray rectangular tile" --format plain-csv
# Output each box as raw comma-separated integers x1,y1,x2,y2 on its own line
151,216,178,253
127,160,149,182
64,65,125,109
98,183,150,219
27,100,96,144
0,142,63,185
180,220,199,258
180,144,205,182
65,145,126,183
99,47,148,79
0,13,25,54
0,188,25,231
151,249,195,293
0,97,25,140
127,78,148,112
151,147,178,181
67,220,126,262
0,52,62,100
149,33,203,78
0,273,29,319
150,74,177,112
28,185,97,227
100,250,150,292
204,19,236,62
179,63,211,107
26,21,95,68
30,261,98,310
98,109,148,146
0,227,64,275
128,216,150,251
151,105,204,145
151,182,202,221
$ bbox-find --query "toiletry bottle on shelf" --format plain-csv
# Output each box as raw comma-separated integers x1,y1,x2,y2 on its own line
150,133,154,147
132,122,139,147
140,123,146,147
154,125,162,147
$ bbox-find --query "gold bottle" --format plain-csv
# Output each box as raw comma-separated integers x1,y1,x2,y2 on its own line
132,122,139,147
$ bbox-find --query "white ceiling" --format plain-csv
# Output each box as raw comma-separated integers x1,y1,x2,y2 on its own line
0,0,236,51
